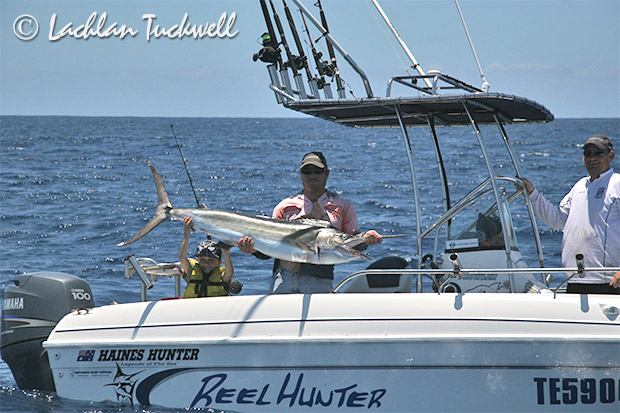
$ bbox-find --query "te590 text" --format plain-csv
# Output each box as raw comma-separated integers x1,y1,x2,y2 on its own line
534,377,618,405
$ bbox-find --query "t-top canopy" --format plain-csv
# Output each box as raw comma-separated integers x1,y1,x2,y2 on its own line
284,93,554,128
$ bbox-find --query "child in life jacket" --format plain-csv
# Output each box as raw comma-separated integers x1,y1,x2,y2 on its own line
179,217,234,298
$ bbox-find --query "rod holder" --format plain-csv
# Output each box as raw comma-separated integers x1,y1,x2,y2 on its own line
576,254,584,278
449,253,463,278
553,254,586,298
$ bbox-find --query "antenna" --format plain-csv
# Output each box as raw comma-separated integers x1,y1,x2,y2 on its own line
454,0,490,92
369,0,433,89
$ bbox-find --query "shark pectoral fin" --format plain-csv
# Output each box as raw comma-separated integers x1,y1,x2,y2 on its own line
292,240,316,253
335,245,372,260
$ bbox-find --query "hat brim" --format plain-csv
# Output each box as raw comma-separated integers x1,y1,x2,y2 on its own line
300,159,326,169
583,141,609,151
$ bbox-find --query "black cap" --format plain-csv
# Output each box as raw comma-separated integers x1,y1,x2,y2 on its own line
300,151,328,170
196,240,221,259
583,134,613,152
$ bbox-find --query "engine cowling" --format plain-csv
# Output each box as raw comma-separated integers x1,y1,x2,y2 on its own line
1,272,94,391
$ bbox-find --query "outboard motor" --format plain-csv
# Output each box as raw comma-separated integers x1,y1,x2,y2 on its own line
1,272,94,391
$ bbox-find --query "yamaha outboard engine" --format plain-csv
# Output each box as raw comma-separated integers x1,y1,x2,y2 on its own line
1,272,94,391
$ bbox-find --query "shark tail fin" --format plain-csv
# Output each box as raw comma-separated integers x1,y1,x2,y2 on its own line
118,162,173,246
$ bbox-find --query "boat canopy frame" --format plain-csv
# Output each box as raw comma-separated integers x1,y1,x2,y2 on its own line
391,99,548,292
256,1,555,292
271,85,552,292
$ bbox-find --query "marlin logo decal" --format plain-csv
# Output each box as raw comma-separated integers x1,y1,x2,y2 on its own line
105,363,143,406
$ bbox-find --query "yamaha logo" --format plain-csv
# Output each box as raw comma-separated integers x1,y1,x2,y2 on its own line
3,297,24,310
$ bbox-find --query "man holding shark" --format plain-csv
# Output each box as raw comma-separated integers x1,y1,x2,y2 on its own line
120,157,382,294
238,151,383,294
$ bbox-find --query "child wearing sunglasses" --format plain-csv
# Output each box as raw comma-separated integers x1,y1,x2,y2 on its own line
179,217,234,298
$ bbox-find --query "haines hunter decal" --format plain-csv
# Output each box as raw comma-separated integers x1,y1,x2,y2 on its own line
99,349,144,362
92,348,199,362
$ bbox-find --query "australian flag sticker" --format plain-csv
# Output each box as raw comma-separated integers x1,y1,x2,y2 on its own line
77,350,95,362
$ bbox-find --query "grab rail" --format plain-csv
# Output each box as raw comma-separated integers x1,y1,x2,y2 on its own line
333,264,620,296
124,255,183,302
386,72,483,97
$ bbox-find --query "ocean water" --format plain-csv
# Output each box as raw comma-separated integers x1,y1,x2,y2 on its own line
0,116,618,412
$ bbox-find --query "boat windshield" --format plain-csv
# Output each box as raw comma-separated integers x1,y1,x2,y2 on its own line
420,176,521,254
447,185,519,252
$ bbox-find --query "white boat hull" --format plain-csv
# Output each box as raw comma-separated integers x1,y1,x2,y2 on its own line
44,293,620,411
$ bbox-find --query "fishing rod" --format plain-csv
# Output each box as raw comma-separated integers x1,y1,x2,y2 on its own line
314,0,345,98
268,0,308,98
292,0,373,98
299,7,333,98
256,0,282,67
256,0,291,104
382,234,415,239
282,0,319,98
170,125,202,208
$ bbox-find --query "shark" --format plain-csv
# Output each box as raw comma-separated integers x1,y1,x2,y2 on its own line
118,162,371,265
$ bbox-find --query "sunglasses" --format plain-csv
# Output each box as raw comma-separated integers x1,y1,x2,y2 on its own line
583,150,608,158
301,167,326,175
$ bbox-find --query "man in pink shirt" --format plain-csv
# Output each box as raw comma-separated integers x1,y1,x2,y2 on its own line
238,151,382,293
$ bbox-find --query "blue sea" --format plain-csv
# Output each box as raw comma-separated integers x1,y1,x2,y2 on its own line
1,116,618,412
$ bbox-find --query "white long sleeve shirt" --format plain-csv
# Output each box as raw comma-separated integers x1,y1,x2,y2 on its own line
528,168,620,283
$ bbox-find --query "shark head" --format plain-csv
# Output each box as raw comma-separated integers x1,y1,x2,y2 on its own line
315,229,371,260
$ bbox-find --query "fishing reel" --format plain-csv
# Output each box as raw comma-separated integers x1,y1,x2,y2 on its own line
253,32,280,64
253,46,280,64
318,58,336,77
290,55,306,71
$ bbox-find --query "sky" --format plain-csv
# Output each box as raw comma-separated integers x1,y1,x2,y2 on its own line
1,0,619,119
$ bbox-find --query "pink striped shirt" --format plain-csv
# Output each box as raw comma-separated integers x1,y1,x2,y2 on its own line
272,191,361,234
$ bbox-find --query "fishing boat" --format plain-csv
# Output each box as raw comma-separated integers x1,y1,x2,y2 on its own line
2,1,619,411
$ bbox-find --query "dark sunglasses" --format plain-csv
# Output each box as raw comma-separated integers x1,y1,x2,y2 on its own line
583,150,608,158
301,167,326,175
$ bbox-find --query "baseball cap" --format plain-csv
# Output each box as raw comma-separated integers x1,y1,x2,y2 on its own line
196,240,221,259
300,151,328,170
583,134,613,152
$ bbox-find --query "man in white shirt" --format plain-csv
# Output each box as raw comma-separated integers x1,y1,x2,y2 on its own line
521,134,620,294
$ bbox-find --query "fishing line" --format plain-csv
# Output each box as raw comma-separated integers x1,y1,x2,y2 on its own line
170,124,202,208
364,0,411,76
